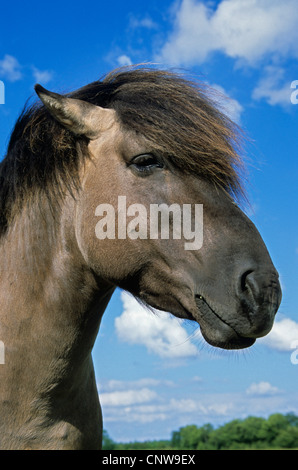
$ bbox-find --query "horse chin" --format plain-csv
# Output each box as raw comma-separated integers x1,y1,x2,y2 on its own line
200,326,256,350
194,296,256,350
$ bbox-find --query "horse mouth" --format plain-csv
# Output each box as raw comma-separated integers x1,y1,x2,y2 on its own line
194,295,255,350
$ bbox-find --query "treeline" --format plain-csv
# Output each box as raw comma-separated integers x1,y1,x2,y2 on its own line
103,413,298,450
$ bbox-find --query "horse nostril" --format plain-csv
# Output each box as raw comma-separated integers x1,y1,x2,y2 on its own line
240,270,256,297
238,269,267,311
238,269,281,312
236,268,282,337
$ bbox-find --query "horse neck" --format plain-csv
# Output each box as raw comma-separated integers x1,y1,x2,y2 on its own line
0,193,114,440
1,191,113,316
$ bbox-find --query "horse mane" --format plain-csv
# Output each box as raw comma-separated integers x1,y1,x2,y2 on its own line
0,66,245,236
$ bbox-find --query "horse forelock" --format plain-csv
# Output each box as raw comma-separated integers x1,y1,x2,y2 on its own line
103,68,246,197
0,66,246,236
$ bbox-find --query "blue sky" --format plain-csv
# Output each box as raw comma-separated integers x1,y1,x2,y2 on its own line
0,0,297,443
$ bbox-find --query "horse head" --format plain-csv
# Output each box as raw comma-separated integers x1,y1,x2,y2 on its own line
35,70,281,351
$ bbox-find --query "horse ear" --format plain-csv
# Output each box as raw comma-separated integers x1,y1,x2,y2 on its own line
34,84,115,139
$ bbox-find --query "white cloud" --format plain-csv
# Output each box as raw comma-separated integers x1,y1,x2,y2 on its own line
99,378,174,392
246,381,280,396
102,391,270,427
129,15,158,30
115,292,199,358
0,55,54,85
252,66,292,107
102,394,232,425
221,94,243,124
259,317,298,351
158,0,298,66
210,82,243,123
32,66,53,84
100,387,157,407
117,55,133,67
104,405,168,424
100,378,295,438
0,54,22,82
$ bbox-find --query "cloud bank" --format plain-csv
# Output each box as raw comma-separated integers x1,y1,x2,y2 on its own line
158,0,298,66
259,318,298,351
0,54,52,85
115,292,200,359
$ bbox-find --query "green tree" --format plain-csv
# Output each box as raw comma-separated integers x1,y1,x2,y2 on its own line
258,413,289,444
274,427,298,449
174,424,213,450
285,412,298,427
208,419,242,449
171,430,181,449
235,417,265,447
102,429,116,450
179,425,202,449
108,413,298,450
195,424,214,450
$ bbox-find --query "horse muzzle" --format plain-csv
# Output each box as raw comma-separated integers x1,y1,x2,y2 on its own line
194,269,282,350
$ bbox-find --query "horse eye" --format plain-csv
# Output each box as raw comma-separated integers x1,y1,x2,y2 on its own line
130,154,164,174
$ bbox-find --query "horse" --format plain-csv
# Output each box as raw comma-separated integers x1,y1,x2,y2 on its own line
0,67,281,449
